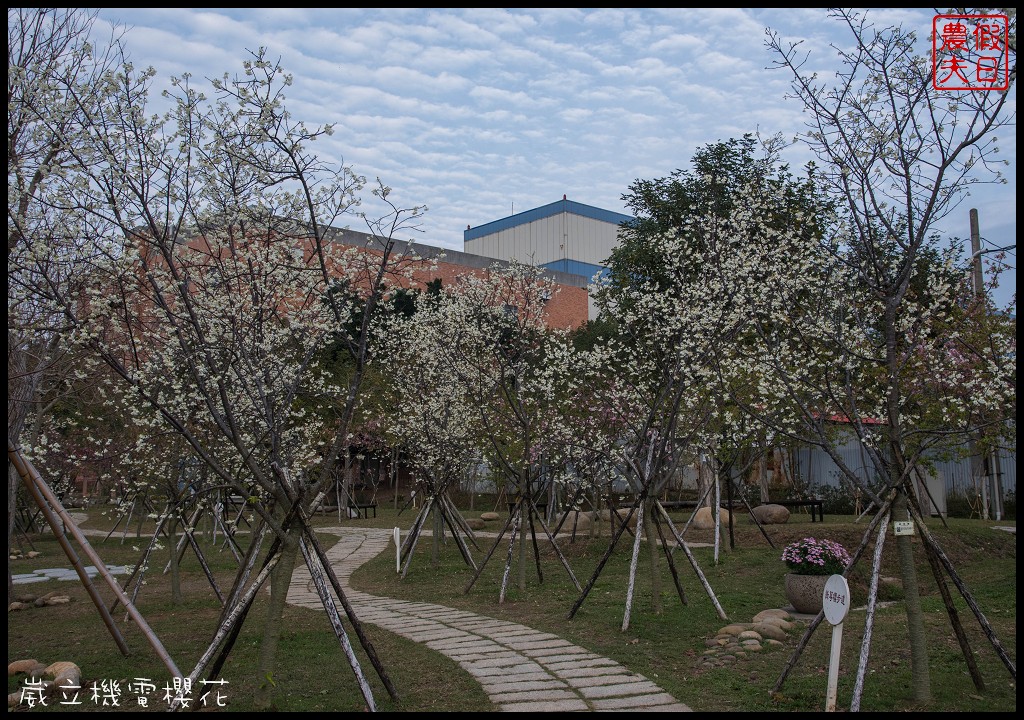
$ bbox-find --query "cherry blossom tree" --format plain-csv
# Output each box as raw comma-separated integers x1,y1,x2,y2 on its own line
382,261,591,598
11,31,420,707
753,8,1016,703
375,285,486,574
571,169,812,628
7,7,130,602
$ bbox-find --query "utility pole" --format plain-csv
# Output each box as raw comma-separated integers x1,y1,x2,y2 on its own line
968,209,993,520
970,209,984,301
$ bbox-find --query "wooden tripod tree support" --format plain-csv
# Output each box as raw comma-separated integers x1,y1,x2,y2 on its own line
163,491,244,570
299,536,377,710
773,480,1016,705
298,518,400,702
851,508,891,711
550,481,598,540
773,493,893,695
464,491,582,603
902,489,1015,680
168,500,400,711
115,484,249,613
111,479,245,614
398,476,479,576
8,439,182,679
567,442,728,627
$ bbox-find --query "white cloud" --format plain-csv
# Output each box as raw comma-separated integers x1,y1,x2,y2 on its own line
90,7,1016,308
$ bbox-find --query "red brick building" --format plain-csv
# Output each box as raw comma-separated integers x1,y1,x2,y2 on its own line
326,226,590,329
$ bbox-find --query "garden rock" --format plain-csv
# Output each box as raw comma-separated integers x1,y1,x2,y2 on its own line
8,659,81,709
753,622,788,641
46,661,81,688
8,602,31,612
751,504,790,524
465,518,486,530
753,608,790,622
554,511,594,535
693,506,731,529
597,507,637,530
697,609,795,670
32,591,72,608
8,659,45,677
757,615,796,631
480,512,500,522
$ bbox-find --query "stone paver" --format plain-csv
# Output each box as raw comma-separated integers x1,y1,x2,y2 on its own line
286,526,692,712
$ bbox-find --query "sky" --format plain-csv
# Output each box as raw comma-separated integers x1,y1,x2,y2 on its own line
92,8,1016,310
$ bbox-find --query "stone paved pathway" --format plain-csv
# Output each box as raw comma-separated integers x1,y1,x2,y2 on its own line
287,526,692,712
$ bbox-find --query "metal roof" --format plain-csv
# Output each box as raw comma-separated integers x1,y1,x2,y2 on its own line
464,198,633,242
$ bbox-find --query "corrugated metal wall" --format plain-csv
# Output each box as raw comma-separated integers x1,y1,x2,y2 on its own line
465,210,622,269
789,433,1016,515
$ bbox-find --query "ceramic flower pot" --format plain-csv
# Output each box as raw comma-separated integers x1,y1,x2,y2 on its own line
784,572,828,614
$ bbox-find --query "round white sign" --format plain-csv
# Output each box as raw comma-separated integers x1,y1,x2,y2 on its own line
822,574,851,625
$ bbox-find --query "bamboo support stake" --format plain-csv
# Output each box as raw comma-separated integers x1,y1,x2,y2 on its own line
299,525,399,702
169,549,281,710
185,528,225,605
621,498,646,631
656,502,727,620
713,470,721,564
300,537,376,711
442,493,480,550
652,506,687,606
851,508,889,711
401,513,427,579
439,500,478,571
567,503,637,619
527,499,544,584
499,507,521,604
773,503,891,693
9,441,180,678
111,509,169,613
18,452,131,656
401,497,433,563
528,496,581,591
905,491,1013,679
464,509,516,594
218,521,267,628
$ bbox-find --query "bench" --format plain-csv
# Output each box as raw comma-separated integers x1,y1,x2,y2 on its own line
507,497,548,515
348,499,378,519
659,500,700,510
773,499,825,523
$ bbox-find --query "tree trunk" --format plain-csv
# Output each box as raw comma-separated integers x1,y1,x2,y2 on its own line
970,451,987,519
8,463,19,603
697,458,713,508
8,341,44,604
517,492,528,592
168,513,182,605
642,495,662,614
255,525,300,709
758,451,770,504
432,499,442,567
914,467,932,518
893,489,931,703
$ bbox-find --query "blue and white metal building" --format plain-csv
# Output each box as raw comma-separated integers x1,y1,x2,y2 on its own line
464,196,632,319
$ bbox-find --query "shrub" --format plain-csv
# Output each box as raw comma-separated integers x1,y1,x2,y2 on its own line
781,536,852,576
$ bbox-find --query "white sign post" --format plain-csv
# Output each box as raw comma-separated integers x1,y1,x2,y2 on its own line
394,527,401,573
823,574,851,712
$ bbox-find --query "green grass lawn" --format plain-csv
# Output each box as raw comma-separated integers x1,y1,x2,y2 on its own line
7,505,1016,712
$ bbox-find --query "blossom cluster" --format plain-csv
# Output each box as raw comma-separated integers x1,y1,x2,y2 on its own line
781,537,851,576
